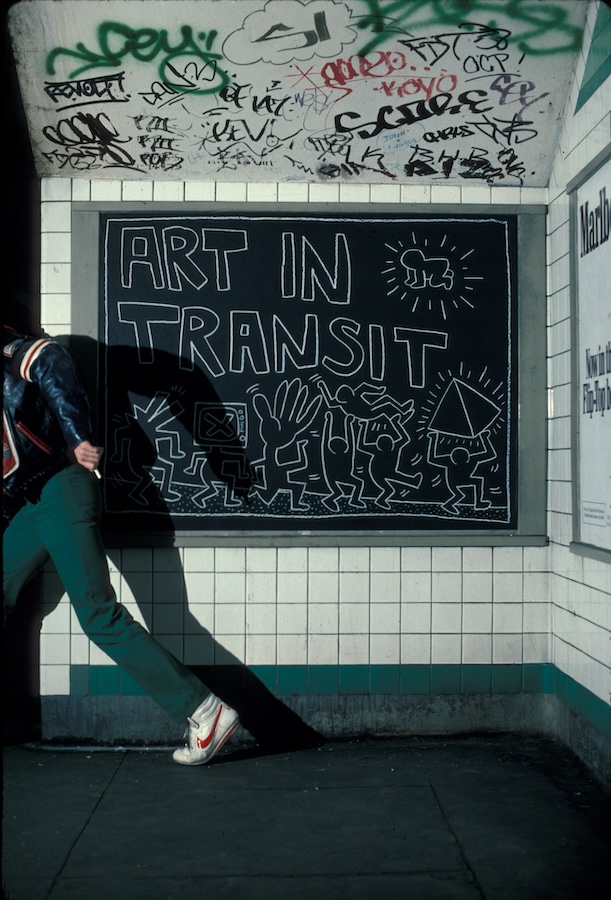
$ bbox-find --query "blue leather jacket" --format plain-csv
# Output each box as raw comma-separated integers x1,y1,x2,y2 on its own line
3,326,93,517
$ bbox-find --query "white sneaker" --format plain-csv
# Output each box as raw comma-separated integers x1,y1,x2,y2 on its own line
172,695,239,766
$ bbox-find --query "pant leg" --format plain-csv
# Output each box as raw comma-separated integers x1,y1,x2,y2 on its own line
31,466,210,722
3,501,50,621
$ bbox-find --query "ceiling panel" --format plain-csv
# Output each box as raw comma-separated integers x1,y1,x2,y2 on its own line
8,0,589,187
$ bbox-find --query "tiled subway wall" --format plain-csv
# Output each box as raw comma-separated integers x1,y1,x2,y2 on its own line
545,0,611,714
37,174,553,707
35,3,609,766
39,544,551,697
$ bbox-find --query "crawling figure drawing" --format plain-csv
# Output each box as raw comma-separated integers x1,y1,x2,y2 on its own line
400,247,455,291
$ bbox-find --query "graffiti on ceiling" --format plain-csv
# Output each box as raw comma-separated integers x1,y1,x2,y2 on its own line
8,0,588,187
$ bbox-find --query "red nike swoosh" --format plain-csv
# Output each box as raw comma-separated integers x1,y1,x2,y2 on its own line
196,707,223,750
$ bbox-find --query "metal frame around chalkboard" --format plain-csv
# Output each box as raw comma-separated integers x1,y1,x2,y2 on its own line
71,201,547,548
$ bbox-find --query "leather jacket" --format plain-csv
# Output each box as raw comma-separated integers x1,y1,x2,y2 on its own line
3,326,93,517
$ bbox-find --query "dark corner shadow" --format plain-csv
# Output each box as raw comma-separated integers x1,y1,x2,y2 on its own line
7,334,323,751
2,578,43,745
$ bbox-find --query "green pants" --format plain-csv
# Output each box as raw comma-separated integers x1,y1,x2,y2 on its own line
3,465,209,722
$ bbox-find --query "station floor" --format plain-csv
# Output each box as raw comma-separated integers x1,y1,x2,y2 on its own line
2,733,610,900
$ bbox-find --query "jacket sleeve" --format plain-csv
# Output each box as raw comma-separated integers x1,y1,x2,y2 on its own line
18,338,93,450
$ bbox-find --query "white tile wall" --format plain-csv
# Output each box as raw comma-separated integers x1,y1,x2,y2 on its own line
184,182,215,202
545,0,611,707
35,2,610,710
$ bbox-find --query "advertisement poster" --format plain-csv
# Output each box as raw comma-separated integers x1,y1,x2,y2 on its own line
576,157,611,552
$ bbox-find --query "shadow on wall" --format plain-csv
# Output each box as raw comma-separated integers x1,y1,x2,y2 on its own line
3,333,323,752
2,581,43,744
2,2,42,744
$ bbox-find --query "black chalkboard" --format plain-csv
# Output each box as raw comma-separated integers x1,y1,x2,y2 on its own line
99,211,517,532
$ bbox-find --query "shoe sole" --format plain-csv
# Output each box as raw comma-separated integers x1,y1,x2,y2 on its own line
208,716,240,762
173,713,239,766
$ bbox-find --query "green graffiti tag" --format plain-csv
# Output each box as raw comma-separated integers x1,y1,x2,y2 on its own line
355,0,584,58
46,22,230,95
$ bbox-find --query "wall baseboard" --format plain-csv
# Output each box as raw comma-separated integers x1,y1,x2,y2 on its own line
40,664,610,787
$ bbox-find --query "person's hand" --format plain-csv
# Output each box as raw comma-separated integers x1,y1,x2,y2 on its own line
72,441,104,472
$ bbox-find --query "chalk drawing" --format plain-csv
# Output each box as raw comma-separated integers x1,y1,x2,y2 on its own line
100,210,516,528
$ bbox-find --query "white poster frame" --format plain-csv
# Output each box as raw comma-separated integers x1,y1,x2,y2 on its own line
569,146,611,562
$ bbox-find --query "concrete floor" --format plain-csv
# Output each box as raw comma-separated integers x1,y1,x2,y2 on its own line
2,734,610,900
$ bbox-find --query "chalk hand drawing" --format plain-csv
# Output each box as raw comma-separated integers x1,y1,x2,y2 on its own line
223,0,357,65
400,248,454,291
426,378,501,515
251,378,323,510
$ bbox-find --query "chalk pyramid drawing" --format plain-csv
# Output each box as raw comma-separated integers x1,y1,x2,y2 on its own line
429,379,501,437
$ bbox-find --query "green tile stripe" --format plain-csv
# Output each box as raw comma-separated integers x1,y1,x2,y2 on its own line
575,2,611,113
70,663,610,739
70,664,147,698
